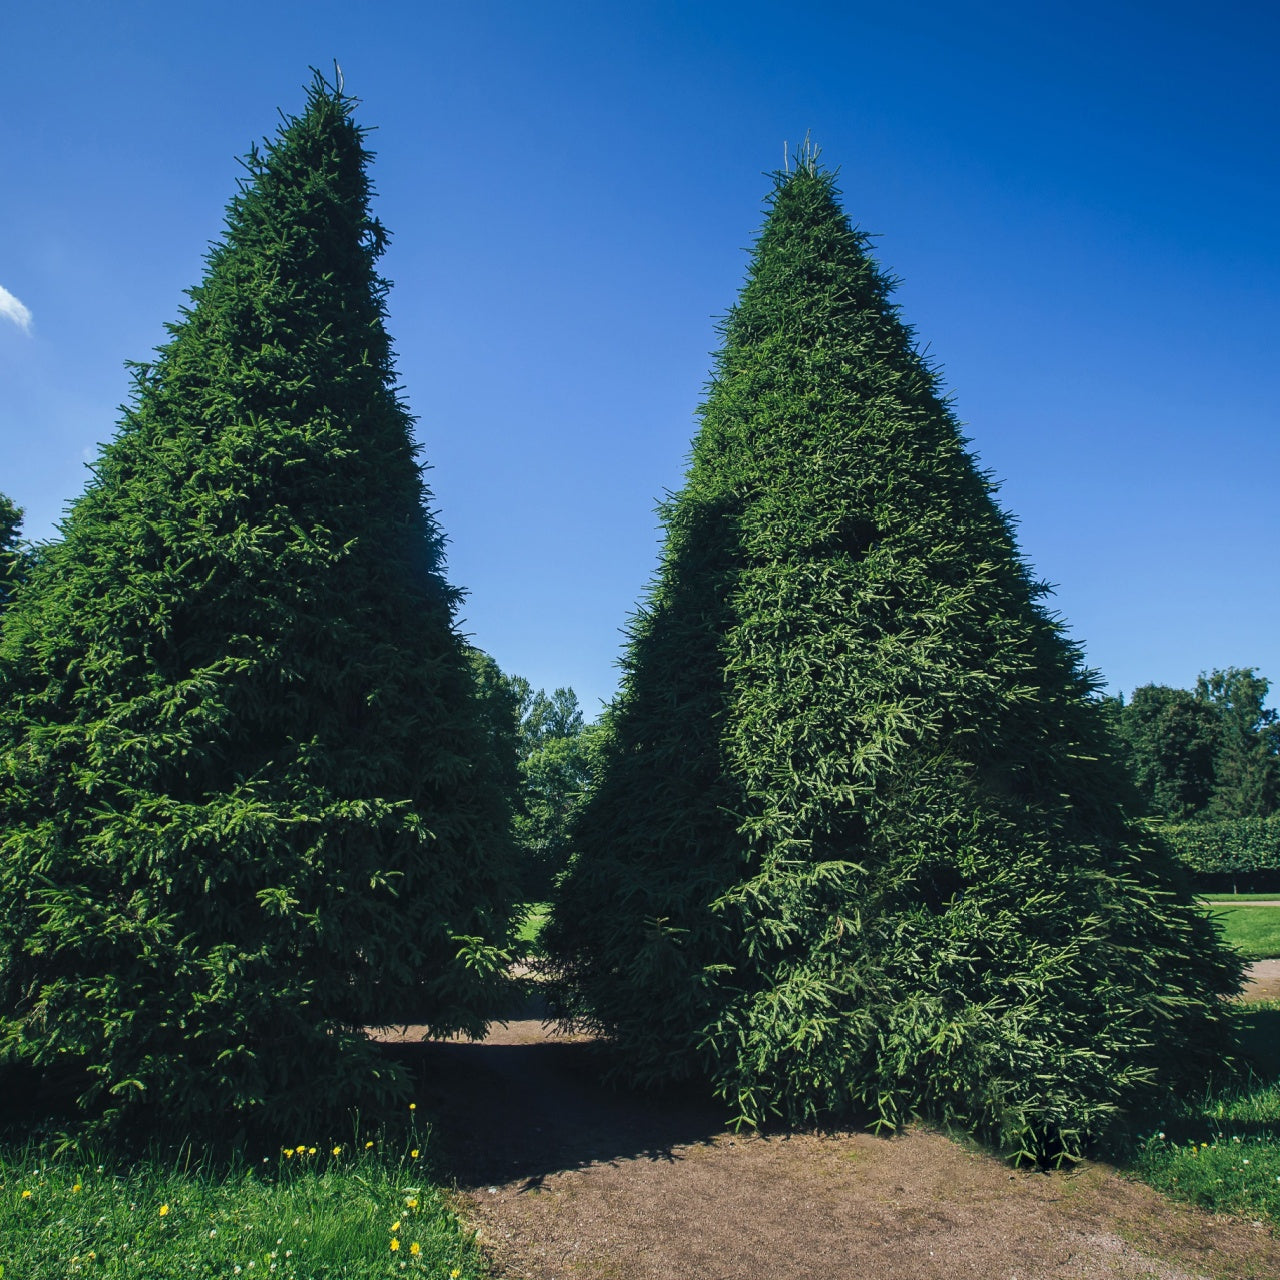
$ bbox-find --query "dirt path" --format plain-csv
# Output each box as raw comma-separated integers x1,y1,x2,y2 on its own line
1244,960,1280,1001
379,1020,1280,1280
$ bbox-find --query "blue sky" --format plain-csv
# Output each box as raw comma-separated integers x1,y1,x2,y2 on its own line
1,1,1276,715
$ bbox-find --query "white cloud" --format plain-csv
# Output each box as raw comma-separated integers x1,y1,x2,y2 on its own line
0,284,32,332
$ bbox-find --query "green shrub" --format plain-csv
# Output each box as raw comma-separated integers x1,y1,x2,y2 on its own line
547,156,1242,1164
1162,817,1280,892
0,75,518,1136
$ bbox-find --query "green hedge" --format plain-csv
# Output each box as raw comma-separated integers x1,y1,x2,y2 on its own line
1162,817,1280,892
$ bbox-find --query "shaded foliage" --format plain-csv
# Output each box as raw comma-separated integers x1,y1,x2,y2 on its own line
0,76,517,1135
547,158,1241,1163
1162,817,1280,892
466,647,524,807
1108,684,1220,821
460,657,598,899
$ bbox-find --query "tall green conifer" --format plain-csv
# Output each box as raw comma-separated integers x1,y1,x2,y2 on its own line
547,159,1240,1161
0,76,517,1132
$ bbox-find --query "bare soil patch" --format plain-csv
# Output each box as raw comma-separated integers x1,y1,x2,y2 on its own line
377,1020,1280,1280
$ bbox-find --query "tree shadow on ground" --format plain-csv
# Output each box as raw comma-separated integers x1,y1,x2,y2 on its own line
381,1025,728,1190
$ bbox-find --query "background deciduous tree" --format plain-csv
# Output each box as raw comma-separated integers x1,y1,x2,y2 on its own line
1107,668,1278,823
1108,684,1220,820
514,688,594,899
464,654,599,899
1199,667,1280,820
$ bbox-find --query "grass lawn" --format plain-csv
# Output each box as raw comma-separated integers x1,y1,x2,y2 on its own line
1130,1000,1280,1223
0,1137,485,1280
0,903,564,1279
515,902,550,955
1208,904,1280,960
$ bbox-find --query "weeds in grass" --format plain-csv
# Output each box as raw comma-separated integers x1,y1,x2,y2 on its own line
1128,1000,1280,1223
0,1115,484,1279
1133,1128,1280,1222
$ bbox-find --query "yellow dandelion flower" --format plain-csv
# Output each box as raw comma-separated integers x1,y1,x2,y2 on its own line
307,1147,317,1156
365,1141,375,1149
390,1239,400,1252
406,1197,419,1209
451,1270,461,1279
409,1242,420,1256
73,1184,82,1193
392,1222,401,1232
21,1190,32,1199
409,1103,416,1111
411,1149,419,1159
332,1146,342,1157
158,1204,170,1217
283,1149,294,1158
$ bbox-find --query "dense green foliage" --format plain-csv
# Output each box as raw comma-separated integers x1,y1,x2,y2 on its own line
1198,669,1280,819
0,1137,482,1279
1165,817,1280,891
1106,674,1280,887
1105,684,1219,820
465,647,524,813
512,685,598,898
462,653,602,898
1106,669,1279,823
0,494,25,615
547,159,1241,1162
0,77,517,1135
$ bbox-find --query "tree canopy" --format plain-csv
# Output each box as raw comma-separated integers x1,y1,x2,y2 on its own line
466,659,597,900
0,75,518,1134
1108,668,1279,822
547,157,1241,1162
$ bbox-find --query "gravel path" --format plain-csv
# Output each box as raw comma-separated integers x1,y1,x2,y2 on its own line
378,1020,1280,1280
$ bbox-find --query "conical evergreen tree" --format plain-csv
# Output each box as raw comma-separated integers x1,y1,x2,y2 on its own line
0,75,517,1133
547,158,1241,1161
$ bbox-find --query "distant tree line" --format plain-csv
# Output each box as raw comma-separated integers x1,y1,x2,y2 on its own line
1103,668,1279,822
